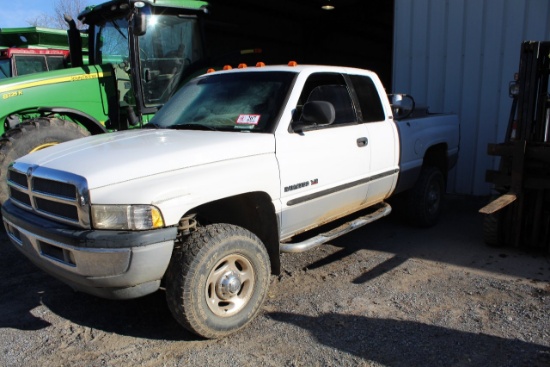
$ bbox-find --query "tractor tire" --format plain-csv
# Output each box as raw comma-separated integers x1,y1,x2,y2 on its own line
165,223,270,339
482,203,510,247
0,117,90,204
483,212,503,247
401,166,445,227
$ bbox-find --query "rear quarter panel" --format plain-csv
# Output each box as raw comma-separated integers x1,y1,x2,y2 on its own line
394,113,459,194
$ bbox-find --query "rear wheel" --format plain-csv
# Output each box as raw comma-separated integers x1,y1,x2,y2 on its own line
165,223,270,339
402,166,445,227
0,117,90,203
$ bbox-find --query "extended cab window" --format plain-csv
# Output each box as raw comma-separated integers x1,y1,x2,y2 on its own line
349,75,385,122
295,73,357,127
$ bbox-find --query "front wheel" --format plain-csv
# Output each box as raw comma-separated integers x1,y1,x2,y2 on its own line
0,117,90,204
165,223,270,339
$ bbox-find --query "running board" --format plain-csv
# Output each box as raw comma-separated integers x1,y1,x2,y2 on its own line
279,202,392,253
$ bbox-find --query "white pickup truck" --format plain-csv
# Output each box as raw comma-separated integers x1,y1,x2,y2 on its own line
2,64,459,338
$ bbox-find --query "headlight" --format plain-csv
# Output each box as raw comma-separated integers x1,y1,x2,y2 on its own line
91,204,164,230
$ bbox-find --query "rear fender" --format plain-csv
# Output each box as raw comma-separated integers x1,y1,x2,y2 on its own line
5,107,107,135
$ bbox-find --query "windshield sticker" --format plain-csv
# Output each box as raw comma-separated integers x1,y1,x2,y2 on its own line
236,114,261,125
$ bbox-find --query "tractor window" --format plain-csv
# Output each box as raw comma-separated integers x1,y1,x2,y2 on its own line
139,15,203,107
46,56,66,71
0,59,11,79
13,55,48,76
95,19,129,64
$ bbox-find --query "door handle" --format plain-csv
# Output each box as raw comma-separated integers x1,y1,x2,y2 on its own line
357,137,368,147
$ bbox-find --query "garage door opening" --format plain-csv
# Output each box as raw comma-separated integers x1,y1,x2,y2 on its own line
204,0,394,87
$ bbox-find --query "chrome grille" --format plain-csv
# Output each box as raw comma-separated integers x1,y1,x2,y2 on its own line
7,162,91,228
9,187,31,206
8,169,27,187
35,197,79,219
33,177,77,199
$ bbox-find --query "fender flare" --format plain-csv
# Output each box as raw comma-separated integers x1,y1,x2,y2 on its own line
5,107,108,135
36,107,108,135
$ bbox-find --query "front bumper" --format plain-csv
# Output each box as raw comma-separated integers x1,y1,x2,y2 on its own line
2,200,178,299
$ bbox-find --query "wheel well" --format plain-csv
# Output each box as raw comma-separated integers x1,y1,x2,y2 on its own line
186,192,280,274
5,108,107,135
38,108,107,135
423,143,448,178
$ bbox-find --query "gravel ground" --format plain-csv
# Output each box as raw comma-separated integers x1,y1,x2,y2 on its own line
1,195,549,367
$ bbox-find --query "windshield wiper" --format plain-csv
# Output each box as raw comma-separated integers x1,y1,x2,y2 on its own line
169,124,217,131
111,20,127,40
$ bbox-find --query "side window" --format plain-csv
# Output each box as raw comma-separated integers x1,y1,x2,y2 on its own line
349,75,385,122
46,56,66,71
14,55,48,76
0,59,12,79
296,73,357,127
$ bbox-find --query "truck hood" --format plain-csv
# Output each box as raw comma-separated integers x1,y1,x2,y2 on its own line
18,129,276,189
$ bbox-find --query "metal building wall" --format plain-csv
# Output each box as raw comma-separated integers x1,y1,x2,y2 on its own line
393,0,550,195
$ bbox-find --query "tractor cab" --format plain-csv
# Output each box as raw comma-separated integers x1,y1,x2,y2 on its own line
0,48,70,79
75,0,207,126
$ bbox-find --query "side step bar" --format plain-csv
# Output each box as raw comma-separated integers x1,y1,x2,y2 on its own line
279,202,392,253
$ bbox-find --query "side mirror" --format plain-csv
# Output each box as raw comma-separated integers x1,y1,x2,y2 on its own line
133,10,147,36
389,94,415,120
291,101,335,132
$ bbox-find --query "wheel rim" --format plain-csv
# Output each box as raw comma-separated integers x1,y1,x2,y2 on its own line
205,253,255,317
29,142,59,153
426,180,441,215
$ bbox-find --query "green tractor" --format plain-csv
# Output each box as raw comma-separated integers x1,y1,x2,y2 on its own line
0,0,210,203
0,26,88,78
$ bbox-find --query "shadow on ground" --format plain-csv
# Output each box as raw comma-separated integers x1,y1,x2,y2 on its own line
0,229,198,340
304,195,550,283
268,311,550,367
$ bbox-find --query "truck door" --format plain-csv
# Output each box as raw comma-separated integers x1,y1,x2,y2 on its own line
348,73,399,206
276,72,372,239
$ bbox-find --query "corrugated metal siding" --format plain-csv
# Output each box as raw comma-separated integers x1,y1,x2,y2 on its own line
393,0,550,195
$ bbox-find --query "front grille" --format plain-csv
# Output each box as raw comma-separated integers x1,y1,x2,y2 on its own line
8,169,27,188
33,177,77,199
7,162,90,228
9,187,31,207
35,197,79,220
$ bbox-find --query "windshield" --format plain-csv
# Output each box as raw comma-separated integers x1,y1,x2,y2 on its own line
149,71,295,133
139,15,203,106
